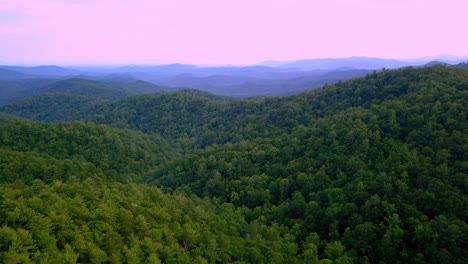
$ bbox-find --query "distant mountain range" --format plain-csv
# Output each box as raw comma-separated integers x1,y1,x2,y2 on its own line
1,56,467,102
402,54,468,64
260,55,468,70
0,65,79,77
279,57,409,70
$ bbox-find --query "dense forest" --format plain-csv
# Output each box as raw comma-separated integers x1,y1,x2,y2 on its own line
0,65,467,263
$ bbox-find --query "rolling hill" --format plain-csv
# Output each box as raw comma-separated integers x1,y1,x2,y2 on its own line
0,65,79,77
0,77,176,106
31,78,137,100
0,68,25,80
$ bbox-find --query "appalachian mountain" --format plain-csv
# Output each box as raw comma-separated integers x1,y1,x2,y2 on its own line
0,65,79,77
2,56,466,101
0,65,466,263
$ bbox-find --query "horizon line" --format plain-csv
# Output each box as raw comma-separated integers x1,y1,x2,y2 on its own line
1,54,468,68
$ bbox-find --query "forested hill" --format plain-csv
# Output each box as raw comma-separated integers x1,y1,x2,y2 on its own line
455,62,468,69
3,66,468,146
0,65,467,263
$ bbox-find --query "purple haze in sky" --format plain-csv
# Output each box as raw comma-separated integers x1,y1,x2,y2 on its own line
0,0,467,65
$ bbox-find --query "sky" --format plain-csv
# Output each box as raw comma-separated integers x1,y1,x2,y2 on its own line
0,0,467,65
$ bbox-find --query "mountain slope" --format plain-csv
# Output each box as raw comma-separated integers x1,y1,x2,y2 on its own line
0,77,174,106
102,78,176,94
0,68,25,80
0,119,176,181
151,66,468,263
0,119,301,263
32,78,132,100
0,178,301,263
0,65,78,77
0,93,107,122
0,78,58,106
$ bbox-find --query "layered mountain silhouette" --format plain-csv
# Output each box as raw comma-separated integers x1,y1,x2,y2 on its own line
1,56,467,103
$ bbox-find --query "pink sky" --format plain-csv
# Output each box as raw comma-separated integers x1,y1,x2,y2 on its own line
0,0,467,65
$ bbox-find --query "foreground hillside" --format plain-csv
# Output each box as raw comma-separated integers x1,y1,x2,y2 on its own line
0,66,467,263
